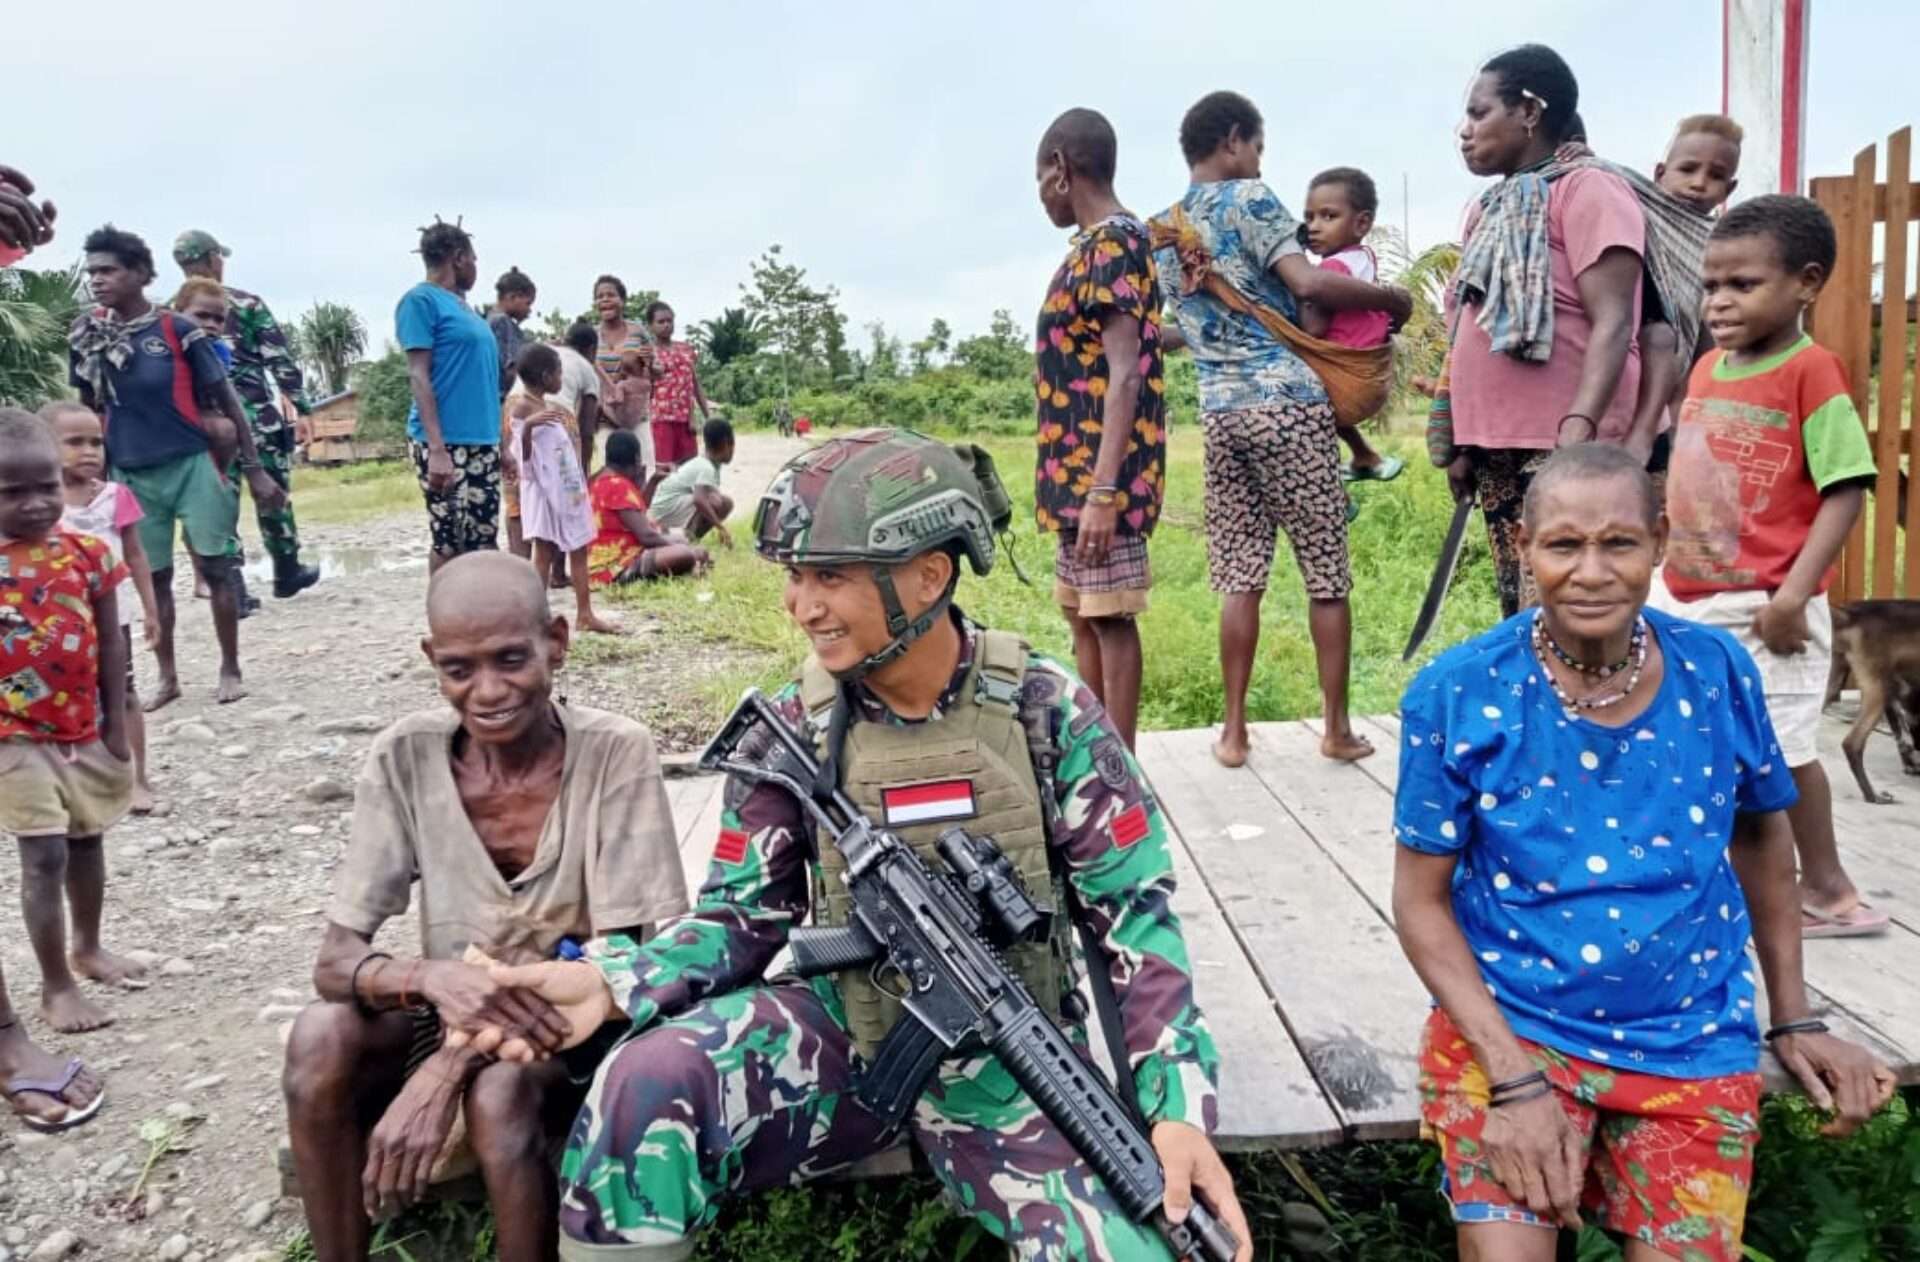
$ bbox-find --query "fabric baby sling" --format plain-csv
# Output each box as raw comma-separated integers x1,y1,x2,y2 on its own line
1147,204,1395,427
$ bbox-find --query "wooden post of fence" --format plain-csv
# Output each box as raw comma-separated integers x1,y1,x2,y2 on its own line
1811,126,1920,604
1810,145,1879,604
1884,129,1915,598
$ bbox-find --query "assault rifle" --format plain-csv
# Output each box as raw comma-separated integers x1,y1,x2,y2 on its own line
700,690,1238,1262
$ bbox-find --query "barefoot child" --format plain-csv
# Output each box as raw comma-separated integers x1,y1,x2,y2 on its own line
508,345,621,635
0,409,146,1035
648,417,735,547
45,402,162,814
1648,195,1886,940
1297,167,1403,488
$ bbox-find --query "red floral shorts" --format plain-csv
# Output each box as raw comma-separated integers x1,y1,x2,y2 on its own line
1418,1009,1762,1262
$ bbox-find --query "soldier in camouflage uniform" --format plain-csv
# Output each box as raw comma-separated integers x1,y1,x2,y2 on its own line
173,230,320,598
472,430,1252,1261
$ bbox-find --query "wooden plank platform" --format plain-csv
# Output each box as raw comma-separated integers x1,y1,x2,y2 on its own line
663,707,1920,1152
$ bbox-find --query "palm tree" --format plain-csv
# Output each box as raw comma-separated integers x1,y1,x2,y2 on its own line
296,301,369,397
0,261,87,407
1369,226,1461,413
692,307,761,367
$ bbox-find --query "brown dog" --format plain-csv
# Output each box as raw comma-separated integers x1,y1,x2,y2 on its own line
1826,600,1920,804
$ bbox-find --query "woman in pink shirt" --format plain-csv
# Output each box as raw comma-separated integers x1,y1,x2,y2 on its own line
1446,44,1646,616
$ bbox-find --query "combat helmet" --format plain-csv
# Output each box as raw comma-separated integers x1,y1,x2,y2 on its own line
754,427,997,677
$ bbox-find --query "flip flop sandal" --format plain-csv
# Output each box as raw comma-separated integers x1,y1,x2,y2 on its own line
1801,903,1892,938
5,1058,106,1133
1344,455,1406,484
1345,494,1360,524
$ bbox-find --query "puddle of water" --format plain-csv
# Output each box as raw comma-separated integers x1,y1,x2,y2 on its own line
244,546,427,583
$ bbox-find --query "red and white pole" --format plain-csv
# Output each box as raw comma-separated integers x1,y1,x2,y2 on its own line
1723,0,1811,196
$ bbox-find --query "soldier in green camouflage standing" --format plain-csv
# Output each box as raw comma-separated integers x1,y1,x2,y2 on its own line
173,230,320,597
460,429,1254,1261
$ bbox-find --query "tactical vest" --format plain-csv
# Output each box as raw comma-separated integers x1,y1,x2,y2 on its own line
801,630,1067,1060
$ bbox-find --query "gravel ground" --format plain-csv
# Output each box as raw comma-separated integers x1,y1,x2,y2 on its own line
0,435,805,1262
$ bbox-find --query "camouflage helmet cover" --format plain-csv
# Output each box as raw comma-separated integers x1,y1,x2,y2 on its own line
753,428,997,575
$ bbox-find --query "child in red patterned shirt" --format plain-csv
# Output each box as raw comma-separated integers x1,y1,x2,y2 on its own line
0,408,145,1043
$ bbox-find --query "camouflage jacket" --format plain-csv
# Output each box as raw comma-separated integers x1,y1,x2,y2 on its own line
587,619,1220,1130
224,285,310,419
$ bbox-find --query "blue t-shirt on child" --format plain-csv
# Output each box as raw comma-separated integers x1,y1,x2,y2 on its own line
1393,608,1798,1079
394,282,499,446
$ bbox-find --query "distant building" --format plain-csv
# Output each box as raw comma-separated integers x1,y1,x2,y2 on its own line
303,390,368,464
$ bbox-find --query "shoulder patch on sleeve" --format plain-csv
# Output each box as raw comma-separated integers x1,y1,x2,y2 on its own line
714,828,750,866
1110,803,1150,849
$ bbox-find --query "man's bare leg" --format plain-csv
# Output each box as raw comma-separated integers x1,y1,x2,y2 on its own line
144,567,182,712
283,1003,415,1262
1309,597,1372,762
17,835,111,1032
1089,615,1142,750
203,558,247,703
0,960,104,1128
1065,610,1104,706
65,835,148,989
464,1060,580,1262
1216,591,1262,768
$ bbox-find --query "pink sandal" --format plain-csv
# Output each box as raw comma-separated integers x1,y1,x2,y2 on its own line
1800,903,1892,939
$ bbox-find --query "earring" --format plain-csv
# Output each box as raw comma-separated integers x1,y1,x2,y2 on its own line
1524,120,1536,137
1054,177,1070,196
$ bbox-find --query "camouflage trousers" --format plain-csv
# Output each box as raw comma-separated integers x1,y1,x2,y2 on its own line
226,409,301,559
558,982,1174,1261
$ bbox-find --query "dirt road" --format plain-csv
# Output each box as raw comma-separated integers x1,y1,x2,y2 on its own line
0,434,806,1262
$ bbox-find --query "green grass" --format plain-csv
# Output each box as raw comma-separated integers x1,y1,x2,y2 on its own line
597,420,1501,733
279,458,422,527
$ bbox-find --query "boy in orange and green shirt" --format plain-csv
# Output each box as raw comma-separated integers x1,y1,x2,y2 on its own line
1648,195,1882,938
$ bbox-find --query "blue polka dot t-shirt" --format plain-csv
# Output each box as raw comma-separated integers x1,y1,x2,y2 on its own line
1394,608,1798,1078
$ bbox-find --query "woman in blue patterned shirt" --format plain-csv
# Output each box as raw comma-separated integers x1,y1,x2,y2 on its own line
1392,443,1890,1262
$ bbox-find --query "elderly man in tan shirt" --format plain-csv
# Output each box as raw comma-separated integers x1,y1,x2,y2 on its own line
282,552,689,1262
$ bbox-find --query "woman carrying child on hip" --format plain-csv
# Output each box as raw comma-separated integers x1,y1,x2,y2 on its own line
1297,166,1403,489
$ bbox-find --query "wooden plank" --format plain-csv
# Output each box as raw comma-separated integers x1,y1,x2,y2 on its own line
1299,714,1400,798
1876,129,1911,597
1141,762,1345,1150
671,775,723,849
678,781,726,898
1141,728,1426,1141
1844,144,1879,600
1243,722,1399,928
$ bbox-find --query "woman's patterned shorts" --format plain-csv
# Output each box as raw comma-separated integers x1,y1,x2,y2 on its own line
410,441,501,558
1201,400,1351,599
1419,1008,1761,1262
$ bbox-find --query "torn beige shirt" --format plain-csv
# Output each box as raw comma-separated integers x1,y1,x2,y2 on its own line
328,703,689,960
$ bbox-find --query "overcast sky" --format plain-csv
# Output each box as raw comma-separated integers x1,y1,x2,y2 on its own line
11,1,1916,355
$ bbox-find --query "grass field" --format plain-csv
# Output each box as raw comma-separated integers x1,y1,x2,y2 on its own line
290,422,1498,733
591,421,1503,733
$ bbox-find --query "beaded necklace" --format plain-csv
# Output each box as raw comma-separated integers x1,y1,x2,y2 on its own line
1532,612,1649,711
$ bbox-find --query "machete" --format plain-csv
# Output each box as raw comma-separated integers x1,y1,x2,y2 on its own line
1402,497,1474,662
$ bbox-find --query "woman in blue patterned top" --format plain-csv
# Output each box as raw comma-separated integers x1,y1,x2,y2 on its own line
1391,444,1891,1261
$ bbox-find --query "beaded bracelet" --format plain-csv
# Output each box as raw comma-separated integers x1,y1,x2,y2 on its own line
1764,1018,1830,1042
349,951,393,1018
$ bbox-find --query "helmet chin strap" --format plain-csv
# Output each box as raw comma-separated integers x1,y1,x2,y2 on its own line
831,566,958,681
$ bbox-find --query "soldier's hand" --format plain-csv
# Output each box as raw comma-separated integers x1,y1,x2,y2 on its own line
246,467,288,514
441,960,615,1062
1152,1121,1252,1261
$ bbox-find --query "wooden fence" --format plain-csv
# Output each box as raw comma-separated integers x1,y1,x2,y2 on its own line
1808,125,1917,603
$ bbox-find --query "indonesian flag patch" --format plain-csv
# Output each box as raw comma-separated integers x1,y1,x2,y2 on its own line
1109,803,1150,849
714,828,751,866
881,779,978,827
